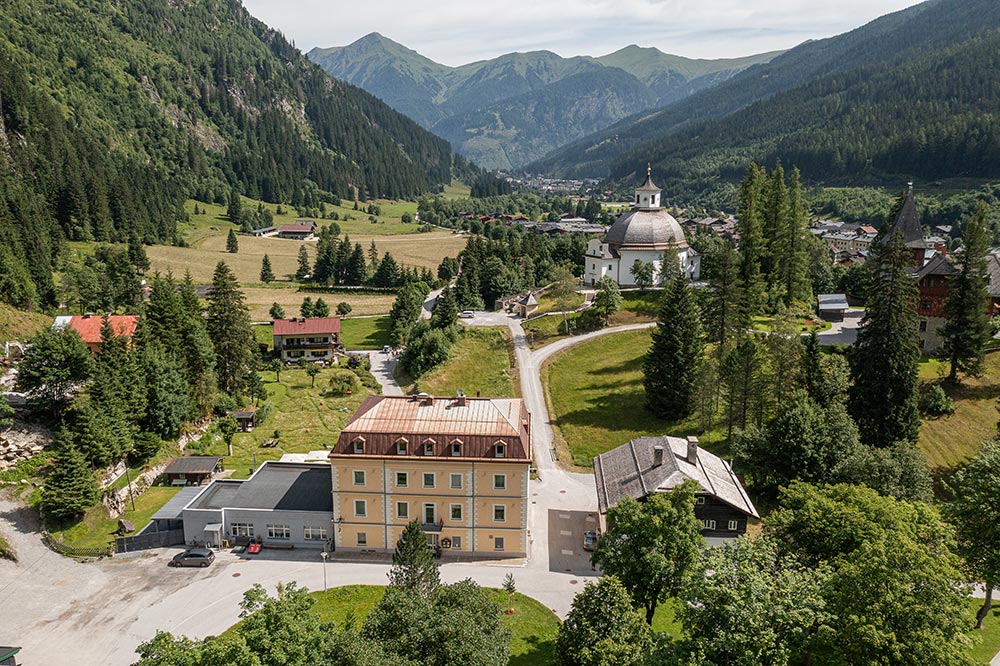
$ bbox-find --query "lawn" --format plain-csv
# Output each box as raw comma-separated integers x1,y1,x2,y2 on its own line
533,290,585,315
186,367,372,479
918,353,1000,469
522,293,659,350
243,289,396,323
752,315,831,334
968,597,1000,664
441,181,472,200
400,327,520,398
50,486,181,551
308,585,559,666
0,303,52,341
542,329,724,469
341,317,393,350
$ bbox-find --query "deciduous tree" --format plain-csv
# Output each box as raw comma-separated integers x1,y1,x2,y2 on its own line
591,276,622,325
555,576,651,666
18,327,94,413
629,259,654,292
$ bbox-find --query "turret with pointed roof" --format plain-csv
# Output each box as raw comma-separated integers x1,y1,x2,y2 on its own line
880,183,925,250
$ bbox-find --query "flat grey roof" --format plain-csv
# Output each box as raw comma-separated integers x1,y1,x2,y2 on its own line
164,456,223,475
189,462,332,512
151,486,206,521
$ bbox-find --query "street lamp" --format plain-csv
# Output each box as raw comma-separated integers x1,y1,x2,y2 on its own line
320,551,328,592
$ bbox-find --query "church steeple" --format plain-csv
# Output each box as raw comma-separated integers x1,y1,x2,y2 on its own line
634,164,662,210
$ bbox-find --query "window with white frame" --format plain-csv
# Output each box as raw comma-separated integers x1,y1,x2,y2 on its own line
494,537,505,551
231,522,254,537
494,442,506,458
450,503,463,521
493,505,506,522
450,473,463,489
357,532,367,546
396,471,408,488
423,440,434,455
354,499,367,517
353,470,365,486
695,496,706,505
493,474,506,491
728,520,739,531
397,502,409,519
304,526,328,540
267,524,290,540
352,438,365,454
702,519,716,530
451,440,462,456
396,439,407,455
423,472,435,488
451,536,462,549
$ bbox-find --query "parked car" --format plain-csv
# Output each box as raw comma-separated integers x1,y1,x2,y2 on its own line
458,310,475,318
382,345,392,354
170,547,216,567
582,530,598,551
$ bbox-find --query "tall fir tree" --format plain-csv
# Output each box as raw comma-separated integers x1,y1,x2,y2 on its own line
226,228,239,254
313,298,330,317
346,243,367,285
388,520,440,598
206,261,256,397
849,229,921,447
300,296,315,318
760,162,788,282
42,428,99,522
774,168,811,305
942,204,991,383
720,334,769,438
227,187,242,224
705,242,744,347
643,273,704,420
295,244,311,280
141,342,190,439
259,254,274,283
373,253,400,288
735,164,767,317
431,287,459,329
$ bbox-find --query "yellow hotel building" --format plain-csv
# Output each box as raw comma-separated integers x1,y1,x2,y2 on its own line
330,394,531,558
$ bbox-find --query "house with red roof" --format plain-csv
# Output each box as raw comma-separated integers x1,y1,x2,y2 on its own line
272,317,342,363
59,314,139,354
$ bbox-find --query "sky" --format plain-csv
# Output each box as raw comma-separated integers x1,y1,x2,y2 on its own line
242,0,922,65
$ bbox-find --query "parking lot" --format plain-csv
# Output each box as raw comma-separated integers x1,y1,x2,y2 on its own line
546,509,600,574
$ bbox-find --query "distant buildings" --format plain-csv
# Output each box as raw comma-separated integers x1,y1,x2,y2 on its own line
584,168,700,287
272,317,343,363
276,220,317,239
52,314,139,354
593,435,758,546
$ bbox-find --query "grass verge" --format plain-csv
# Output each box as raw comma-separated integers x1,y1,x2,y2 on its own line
0,303,52,341
341,317,393,350
401,327,519,398
50,486,181,551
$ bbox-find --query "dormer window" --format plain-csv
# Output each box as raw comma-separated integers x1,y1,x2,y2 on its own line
423,440,435,456
494,442,506,458
395,438,408,455
352,437,365,454
451,440,462,456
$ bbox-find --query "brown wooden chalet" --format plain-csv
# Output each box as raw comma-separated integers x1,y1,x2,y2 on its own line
594,436,758,542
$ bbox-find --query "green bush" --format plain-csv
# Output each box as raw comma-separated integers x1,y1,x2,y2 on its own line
919,383,955,416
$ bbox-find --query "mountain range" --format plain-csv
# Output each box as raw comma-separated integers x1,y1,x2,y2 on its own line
0,0,456,309
529,0,1000,199
308,35,781,170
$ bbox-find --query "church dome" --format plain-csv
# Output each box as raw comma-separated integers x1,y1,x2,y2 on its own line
605,208,687,249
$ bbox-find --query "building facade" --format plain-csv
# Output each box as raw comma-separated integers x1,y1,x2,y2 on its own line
329,395,531,558
584,167,700,287
272,317,343,363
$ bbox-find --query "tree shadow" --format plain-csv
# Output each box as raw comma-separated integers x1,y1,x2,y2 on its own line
509,635,556,666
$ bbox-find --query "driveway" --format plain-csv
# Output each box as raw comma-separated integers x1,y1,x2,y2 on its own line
814,308,863,345
366,350,404,396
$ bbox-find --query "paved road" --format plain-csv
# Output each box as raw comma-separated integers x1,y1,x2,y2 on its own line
366,350,404,396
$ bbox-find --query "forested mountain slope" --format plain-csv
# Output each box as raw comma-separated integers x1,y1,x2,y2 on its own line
0,0,454,310
309,34,779,170
531,0,1000,192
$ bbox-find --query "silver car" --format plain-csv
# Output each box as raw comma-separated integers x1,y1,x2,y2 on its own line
170,547,216,567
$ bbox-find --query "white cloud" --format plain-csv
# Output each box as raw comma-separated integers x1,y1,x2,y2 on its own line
242,0,922,65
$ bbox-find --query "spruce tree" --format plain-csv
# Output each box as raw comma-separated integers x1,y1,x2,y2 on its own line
226,228,239,254
269,302,285,320
43,428,99,522
431,287,458,329
296,245,311,280
259,254,274,283
736,164,767,318
300,296,315,318
206,261,256,396
313,298,330,317
373,253,400,288
227,187,242,224
942,204,991,383
705,242,744,347
760,162,787,282
388,520,440,598
346,243,367,285
141,342,190,439
849,229,920,447
774,168,811,306
643,273,703,420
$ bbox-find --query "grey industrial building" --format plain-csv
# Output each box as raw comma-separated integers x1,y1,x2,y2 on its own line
179,461,333,549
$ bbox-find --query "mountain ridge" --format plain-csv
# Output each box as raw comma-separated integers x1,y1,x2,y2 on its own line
308,34,781,169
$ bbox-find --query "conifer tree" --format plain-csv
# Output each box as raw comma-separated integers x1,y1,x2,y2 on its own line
313,298,330,317
373,253,400,288
269,302,285,320
43,428,99,522
300,296,315,318
72,402,116,467
346,243,367,285
206,261,256,396
141,342,190,439
295,245,311,280
643,273,703,420
774,168,811,306
849,229,920,447
942,204,991,383
720,334,769,438
226,228,239,254
368,240,379,267
227,187,242,224
259,254,274,283
760,162,788,281
736,164,767,317
431,287,458,329
388,520,440,598
705,242,744,347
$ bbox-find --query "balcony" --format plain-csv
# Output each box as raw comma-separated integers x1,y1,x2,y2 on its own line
281,340,335,350
421,521,444,533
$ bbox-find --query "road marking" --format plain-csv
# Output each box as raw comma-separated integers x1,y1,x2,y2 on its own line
559,530,572,536
561,549,574,556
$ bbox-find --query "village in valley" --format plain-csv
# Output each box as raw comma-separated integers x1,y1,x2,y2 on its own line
3,0,1000,665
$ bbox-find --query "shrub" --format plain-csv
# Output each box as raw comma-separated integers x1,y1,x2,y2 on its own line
919,384,955,416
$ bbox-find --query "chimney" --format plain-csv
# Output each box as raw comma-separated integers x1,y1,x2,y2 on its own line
652,445,664,468
686,436,699,465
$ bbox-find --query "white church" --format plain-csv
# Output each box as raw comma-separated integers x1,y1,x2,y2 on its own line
584,168,700,287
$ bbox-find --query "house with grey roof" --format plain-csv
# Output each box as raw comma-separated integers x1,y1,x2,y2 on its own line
594,435,758,545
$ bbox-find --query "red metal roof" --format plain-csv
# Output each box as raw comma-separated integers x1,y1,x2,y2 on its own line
277,224,314,233
272,317,341,336
67,315,138,344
